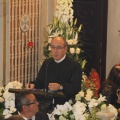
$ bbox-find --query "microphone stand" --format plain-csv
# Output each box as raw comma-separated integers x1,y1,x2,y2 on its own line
44,60,56,113
48,97,55,113
44,62,50,93
43,60,58,113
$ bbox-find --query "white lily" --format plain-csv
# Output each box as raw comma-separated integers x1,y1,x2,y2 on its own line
70,48,75,54
76,48,81,54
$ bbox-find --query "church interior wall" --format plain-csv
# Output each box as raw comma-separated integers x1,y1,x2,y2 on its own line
106,0,120,78
0,0,119,85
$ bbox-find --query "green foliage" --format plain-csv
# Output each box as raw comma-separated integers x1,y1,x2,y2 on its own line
0,106,4,119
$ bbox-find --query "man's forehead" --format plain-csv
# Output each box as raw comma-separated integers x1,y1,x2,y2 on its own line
26,94,35,99
51,37,65,44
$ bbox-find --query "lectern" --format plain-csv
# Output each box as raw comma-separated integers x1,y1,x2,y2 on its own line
9,88,66,113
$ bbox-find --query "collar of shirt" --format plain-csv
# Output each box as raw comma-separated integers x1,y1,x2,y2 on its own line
18,112,35,120
23,116,35,120
54,55,66,63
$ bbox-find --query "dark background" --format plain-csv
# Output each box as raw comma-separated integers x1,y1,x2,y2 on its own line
73,0,108,83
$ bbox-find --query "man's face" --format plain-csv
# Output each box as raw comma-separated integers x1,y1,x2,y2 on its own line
25,94,39,116
51,37,67,61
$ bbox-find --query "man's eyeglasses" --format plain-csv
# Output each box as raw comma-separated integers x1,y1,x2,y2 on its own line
25,99,38,106
50,45,65,50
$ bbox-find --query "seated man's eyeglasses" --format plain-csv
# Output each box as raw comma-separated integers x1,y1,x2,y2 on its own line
50,45,65,50
25,99,38,106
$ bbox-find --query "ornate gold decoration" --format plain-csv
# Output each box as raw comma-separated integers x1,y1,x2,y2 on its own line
115,64,120,69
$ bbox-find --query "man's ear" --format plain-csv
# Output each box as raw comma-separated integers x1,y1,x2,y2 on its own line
22,105,29,110
65,46,68,52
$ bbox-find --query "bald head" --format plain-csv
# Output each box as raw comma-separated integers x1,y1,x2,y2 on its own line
51,36,67,46
50,36,67,61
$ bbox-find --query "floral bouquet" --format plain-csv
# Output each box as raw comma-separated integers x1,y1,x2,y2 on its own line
0,81,23,119
48,90,117,120
43,0,87,69
47,75,118,120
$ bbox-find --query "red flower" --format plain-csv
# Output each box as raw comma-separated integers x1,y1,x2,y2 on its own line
28,42,33,48
90,68,100,96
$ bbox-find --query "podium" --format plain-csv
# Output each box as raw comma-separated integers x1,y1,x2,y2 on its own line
8,88,66,98
9,88,66,113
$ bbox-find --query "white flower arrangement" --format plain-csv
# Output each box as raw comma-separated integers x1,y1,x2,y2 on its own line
43,0,87,69
0,81,23,119
47,76,118,120
0,78,118,120
55,0,74,23
48,90,118,120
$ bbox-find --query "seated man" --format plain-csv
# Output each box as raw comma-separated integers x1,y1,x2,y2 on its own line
5,91,49,120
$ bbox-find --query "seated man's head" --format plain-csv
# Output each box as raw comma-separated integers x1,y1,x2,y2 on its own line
15,91,39,118
50,36,67,61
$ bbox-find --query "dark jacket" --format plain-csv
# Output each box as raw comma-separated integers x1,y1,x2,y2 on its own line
32,56,82,105
4,112,49,120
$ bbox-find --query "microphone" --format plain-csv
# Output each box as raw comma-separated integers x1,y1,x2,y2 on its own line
44,61,50,92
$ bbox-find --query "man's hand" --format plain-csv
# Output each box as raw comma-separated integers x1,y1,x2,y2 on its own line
26,83,35,89
48,83,60,91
